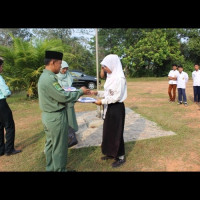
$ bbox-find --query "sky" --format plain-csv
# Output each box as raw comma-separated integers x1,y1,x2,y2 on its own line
71,28,95,40
71,28,95,50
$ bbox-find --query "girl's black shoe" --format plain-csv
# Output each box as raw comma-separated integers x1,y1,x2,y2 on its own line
112,158,126,168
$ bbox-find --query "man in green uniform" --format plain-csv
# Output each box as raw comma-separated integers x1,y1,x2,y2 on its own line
38,51,89,172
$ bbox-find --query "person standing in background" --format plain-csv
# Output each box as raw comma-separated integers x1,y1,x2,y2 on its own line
168,64,179,103
0,58,22,156
57,60,78,148
175,65,189,106
192,64,200,103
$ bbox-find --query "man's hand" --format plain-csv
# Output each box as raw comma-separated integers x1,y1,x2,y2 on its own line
80,86,90,95
94,99,102,106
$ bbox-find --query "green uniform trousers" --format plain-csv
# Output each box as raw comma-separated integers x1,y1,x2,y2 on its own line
67,102,78,132
42,108,68,172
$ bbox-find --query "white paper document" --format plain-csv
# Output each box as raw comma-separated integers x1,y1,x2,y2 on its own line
77,97,97,103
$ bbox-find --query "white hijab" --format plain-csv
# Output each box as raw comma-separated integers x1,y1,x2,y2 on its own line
100,54,125,91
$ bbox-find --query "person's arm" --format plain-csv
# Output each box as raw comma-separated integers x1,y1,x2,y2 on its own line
46,78,89,103
168,71,174,80
185,73,189,83
0,76,11,97
192,72,195,80
100,67,105,79
89,90,105,98
95,80,122,105
97,91,105,98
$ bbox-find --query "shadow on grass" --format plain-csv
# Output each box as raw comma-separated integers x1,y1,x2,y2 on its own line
67,146,99,171
15,131,45,150
189,95,195,103
188,95,200,109
125,140,136,159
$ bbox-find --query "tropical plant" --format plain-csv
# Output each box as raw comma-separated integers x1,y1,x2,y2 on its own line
0,36,65,98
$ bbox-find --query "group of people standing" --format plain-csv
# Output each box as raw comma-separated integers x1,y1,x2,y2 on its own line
168,64,200,106
38,51,127,171
0,51,127,172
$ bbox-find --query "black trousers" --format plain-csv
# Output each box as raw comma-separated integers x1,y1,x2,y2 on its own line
0,99,15,154
102,102,125,158
193,86,200,102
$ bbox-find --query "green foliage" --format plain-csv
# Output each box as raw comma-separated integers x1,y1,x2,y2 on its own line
0,37,64,98
93,28,199,77
0,28,32,46
112,29,184,77
182,60,194,77
0,35,95,98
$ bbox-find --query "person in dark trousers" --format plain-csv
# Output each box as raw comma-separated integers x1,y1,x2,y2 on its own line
0,58,22,156
175,65,189,106
192,64,200,103
91,54,127,168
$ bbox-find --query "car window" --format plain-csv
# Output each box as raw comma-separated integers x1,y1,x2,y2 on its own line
70,72,83,77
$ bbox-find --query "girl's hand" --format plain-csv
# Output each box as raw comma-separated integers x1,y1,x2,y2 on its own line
94,99,102,106
89,91,98,96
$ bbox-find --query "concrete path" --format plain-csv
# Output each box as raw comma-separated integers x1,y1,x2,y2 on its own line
72,108,176,149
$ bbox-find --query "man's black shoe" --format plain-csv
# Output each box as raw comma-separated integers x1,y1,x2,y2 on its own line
112,158,126,168
5,149,22,156
101,156,114,160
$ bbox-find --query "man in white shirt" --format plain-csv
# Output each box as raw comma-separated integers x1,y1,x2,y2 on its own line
175,65,189,106
168,64,179,102
192,64,200,103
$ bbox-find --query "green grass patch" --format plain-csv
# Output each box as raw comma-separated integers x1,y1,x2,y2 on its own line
1,79,200,171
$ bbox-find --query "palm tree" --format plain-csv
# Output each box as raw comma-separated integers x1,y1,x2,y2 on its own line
0,36,65,98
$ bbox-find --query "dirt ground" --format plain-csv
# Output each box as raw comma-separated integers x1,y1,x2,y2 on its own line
1,78,200,171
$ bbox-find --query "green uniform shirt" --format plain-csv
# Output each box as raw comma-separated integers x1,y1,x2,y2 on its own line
38,69,83,113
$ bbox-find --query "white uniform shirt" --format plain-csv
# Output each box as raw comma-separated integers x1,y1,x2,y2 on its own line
0,75,11,100
177,71,189,89
97,77,127,105
192,70,200,86
168,70,179,84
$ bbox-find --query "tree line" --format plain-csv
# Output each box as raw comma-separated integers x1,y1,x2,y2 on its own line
0,28,200,98
90,28,200,77
0,28,95,98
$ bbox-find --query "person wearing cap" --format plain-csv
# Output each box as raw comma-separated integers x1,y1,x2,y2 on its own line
38,51,90,172
0,58,22,156
57,61,78,148
174,65,189,106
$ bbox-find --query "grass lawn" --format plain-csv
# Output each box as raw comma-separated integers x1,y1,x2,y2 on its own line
1,78,200,171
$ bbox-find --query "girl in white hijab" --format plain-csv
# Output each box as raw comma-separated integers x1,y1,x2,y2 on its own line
57,61,78,148
91,54,127,168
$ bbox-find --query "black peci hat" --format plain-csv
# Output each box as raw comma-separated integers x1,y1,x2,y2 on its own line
45,51,63,60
